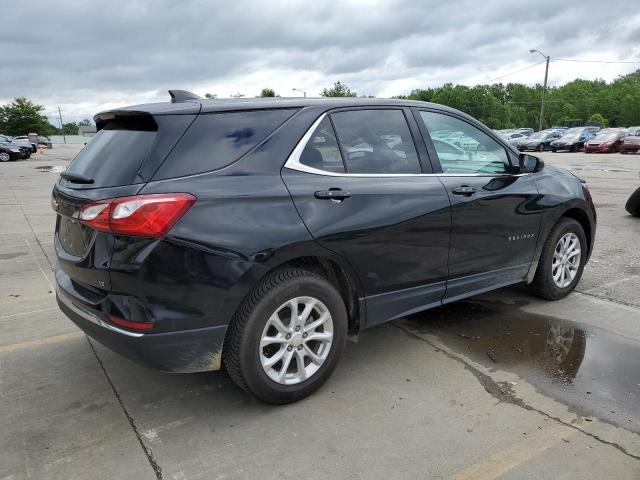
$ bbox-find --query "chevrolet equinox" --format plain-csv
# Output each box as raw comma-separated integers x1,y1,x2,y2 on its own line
53,92,596,403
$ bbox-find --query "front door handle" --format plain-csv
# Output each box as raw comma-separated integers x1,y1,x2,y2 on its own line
451,185,477,196
314,189,351,201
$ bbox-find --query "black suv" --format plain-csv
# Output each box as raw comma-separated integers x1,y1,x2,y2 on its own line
53,92,596,403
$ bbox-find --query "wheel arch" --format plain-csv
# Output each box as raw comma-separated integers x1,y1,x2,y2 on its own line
223,248,365,337
527,202,595,284
560,207,593,258
269,256,362,335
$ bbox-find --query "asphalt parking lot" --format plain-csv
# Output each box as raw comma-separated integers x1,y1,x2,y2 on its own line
1,146,640,479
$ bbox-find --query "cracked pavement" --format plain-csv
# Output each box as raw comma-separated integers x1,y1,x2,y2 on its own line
1,147,639,479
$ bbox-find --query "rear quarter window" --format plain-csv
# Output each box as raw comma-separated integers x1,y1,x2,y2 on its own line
153,109,297,179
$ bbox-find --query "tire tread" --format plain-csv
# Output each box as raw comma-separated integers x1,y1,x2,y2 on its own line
530,217,584,300
223,268,325,395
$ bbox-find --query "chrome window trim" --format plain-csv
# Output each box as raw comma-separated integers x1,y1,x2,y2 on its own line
283,112,531,178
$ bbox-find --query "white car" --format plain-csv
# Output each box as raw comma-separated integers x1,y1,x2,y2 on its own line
11,136,37,153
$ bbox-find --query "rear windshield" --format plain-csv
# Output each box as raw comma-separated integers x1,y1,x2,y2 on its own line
64,115,157,188
153,108,297,180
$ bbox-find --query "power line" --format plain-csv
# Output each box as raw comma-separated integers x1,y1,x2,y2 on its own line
484,61,547,84
554,58,640,64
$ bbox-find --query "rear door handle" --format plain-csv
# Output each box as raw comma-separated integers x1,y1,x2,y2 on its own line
314,189,351,201
451,185,477,196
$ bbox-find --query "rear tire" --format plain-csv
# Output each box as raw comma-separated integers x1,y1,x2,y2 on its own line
530,218,587,300
223,268,347,404
538,143,545,152
626,187,640,217
0,152,10,162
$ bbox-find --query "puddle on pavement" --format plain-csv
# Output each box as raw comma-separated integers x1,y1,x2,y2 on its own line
404,299,640,433
35,165,65,173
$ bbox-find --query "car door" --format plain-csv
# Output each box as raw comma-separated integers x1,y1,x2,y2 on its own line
281,108,451,326
414,109,541,302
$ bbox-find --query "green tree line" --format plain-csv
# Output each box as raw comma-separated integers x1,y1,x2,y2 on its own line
398,69,640,129
2,70,639,136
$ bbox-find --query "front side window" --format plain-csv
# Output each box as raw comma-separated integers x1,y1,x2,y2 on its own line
419,111,511,174
331,109,421,174
299,117,345,173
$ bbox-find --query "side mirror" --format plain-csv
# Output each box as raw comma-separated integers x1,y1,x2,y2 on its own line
519,153,544,173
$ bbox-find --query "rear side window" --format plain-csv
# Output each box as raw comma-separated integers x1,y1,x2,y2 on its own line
299,117,345,173
64,115,157,188
330,109,421,174
154,109,297,179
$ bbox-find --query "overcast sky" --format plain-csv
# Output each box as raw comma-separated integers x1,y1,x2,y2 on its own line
1,0,639,124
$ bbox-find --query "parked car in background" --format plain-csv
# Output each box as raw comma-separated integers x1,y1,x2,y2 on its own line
516,127,534,137
551,127,598,152
626,126,640,136
433,130,480,151
37,135,52,148
0,143,25,162
621,134,640,154
584,130,628,153
499,131,528,147
53,94,596,403
11,136,37,153
518,131,559,152
0,134,31,159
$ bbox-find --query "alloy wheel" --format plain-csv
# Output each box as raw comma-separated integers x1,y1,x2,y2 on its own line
260,296,333,385
0,152,10,162
552,232,581,288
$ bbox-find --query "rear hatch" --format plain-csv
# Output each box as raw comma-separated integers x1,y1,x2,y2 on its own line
53,110,197,297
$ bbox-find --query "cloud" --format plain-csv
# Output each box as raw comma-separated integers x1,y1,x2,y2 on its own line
1,0,638,122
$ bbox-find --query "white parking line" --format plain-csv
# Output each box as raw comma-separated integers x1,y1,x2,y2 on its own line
0,331,84,353
0,307,58,320
23,238,53,291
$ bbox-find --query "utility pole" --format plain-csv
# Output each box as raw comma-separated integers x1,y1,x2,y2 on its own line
530,49,550,131
292,88,307,97
58,106,66,144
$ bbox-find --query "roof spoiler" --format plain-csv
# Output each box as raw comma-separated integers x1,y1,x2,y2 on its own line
169,90,202,103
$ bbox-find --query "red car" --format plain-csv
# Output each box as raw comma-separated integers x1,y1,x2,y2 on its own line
584,130,628,153
621,135,640,154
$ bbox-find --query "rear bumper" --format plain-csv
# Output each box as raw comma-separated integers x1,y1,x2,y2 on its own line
56,285,227,373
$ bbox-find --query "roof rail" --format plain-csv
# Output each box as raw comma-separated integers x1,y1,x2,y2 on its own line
168,90,202,103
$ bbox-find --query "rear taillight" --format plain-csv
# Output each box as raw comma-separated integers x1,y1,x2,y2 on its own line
79,193,196,237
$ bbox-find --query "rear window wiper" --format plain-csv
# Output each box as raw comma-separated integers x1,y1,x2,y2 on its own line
60,172,94,184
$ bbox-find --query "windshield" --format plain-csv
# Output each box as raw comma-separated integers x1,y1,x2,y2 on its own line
560,133,581,141
593,132,617,141
528,132,545,140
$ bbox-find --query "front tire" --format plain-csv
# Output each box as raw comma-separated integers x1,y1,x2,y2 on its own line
530,218,587,300
538,143,545,152
0,152,10,162
223,268,347,404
